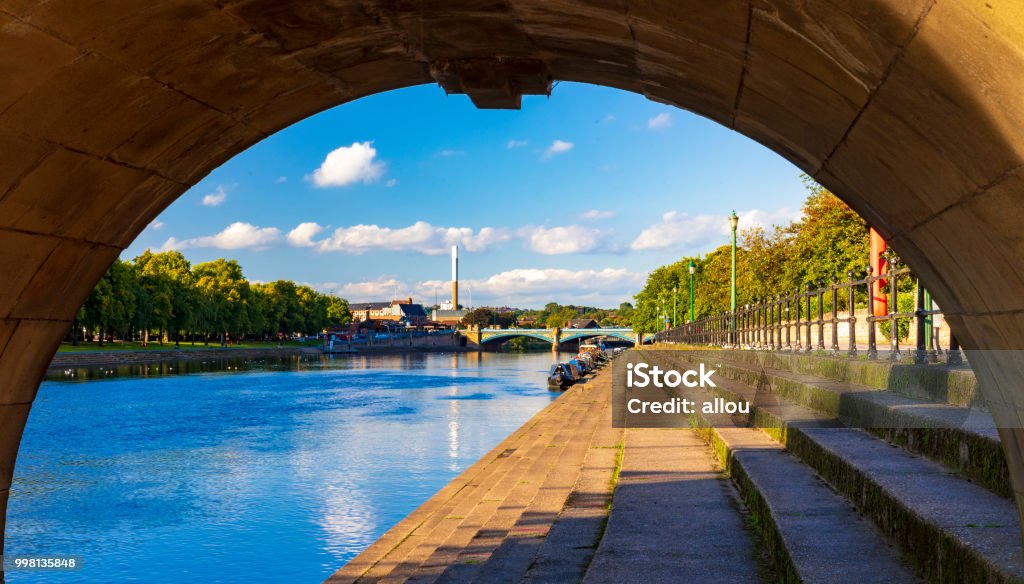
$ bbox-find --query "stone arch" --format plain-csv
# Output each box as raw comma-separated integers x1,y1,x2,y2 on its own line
3,0,1024,557
559,331,636,345
481,332,556,346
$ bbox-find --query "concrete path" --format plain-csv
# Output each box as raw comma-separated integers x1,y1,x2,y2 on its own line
583,428,762,584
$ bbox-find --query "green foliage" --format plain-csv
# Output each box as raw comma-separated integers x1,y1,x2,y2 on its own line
634,179,871,333
878,283,916,342
75,251,351,344
460,308,516,328
515,302,632,329
545,307,578,328
783,178,870,290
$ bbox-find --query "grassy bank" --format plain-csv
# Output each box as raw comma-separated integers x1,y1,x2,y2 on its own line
56,340,314,353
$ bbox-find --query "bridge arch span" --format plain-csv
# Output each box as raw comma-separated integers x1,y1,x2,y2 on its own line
3,0,1024,553
559,331,637,345
480,332,556,346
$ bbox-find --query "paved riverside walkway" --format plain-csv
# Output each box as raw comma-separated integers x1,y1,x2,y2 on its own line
327,363,763,583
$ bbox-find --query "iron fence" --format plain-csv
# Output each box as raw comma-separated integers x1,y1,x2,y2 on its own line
654,259,962,365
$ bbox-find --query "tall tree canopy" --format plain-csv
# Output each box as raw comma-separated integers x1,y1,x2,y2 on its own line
633,179,870,333
75,251,351,345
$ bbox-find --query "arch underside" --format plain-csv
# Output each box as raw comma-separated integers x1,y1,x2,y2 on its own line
560,331,636,344
3,0,1024,561
481,332,555,345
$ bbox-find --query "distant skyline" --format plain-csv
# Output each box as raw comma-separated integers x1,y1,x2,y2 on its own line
126,82,808,309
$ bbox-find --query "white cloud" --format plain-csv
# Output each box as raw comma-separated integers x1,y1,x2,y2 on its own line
338,277,413,302
314,221,513,255
543,139,574,158
602,114,616,123
506,139,528,149
161,222,281,251
519,225,606,255
647,112,672,130
385,178,398,187
311,141,385,187
417,267,645,308
287,222,325,247
147,220,164,230
202,185,228,207
582,209,616,220
630,208,800,251
338,267,645,307
436,149,464,158
275,176,287,184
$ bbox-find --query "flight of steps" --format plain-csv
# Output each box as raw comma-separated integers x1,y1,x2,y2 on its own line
643,347,1024,583
327,372,623,584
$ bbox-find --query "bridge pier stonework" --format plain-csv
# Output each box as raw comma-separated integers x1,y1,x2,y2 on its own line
4,0,1024,562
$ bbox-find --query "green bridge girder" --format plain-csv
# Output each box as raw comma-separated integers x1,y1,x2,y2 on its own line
477,328,654,346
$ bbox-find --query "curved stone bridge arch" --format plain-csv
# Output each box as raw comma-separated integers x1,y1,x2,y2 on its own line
480,331,557,345
3,0,1024,557
559,330,643,345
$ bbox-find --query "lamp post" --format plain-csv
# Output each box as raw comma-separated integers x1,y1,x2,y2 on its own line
673,286,678,328
688,260,695,323
729,210,739,345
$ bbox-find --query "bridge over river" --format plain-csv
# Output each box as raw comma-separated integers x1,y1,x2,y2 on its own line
462,326,655,350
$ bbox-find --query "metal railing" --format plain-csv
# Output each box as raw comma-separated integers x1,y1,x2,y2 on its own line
654,259,962,365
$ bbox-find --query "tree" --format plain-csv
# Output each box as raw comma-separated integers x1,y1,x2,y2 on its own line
133,249,194,345
783,177,869,290
545,307,577,328
74,252,350,346
461,308,515,328
633,177,873,333
80,259,138,345
326,296,352,327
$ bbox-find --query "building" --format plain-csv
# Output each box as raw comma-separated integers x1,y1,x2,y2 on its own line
432,308,468,327
350,298,428,325
566,318,600,329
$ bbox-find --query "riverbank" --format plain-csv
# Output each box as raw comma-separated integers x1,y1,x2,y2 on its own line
48,343,473,370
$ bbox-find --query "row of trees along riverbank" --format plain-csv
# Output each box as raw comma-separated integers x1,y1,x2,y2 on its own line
458,303,634,329
632,178,917,336
76,250,352,347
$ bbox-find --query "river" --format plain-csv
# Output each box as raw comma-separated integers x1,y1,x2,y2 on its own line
5,351,563,583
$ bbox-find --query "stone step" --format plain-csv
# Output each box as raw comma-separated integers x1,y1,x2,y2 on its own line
677,350,1010,498
519,406,622,583
406,386,602,582
657,353,1024,584
330,374,605,583
683,349,979,409
462,393,610,583
686,408,919,583
329,395,572,582
373,391,596,583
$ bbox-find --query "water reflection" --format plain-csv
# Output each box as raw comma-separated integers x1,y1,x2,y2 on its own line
9,352,562,583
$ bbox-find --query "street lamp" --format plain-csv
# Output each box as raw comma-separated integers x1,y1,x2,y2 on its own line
729,210,739,345
673,285,678,328
688,260,695,323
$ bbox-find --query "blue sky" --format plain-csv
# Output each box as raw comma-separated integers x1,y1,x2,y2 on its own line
126,82,808,309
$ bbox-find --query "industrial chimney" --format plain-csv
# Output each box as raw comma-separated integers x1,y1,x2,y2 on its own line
451,245,459,310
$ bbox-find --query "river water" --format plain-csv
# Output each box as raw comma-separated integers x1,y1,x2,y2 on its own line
5,351,563,583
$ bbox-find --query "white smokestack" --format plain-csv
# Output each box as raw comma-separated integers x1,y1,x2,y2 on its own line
451,245,459,310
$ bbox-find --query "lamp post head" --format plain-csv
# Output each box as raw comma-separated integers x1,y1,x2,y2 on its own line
728,210,739,231
688,260,696,274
